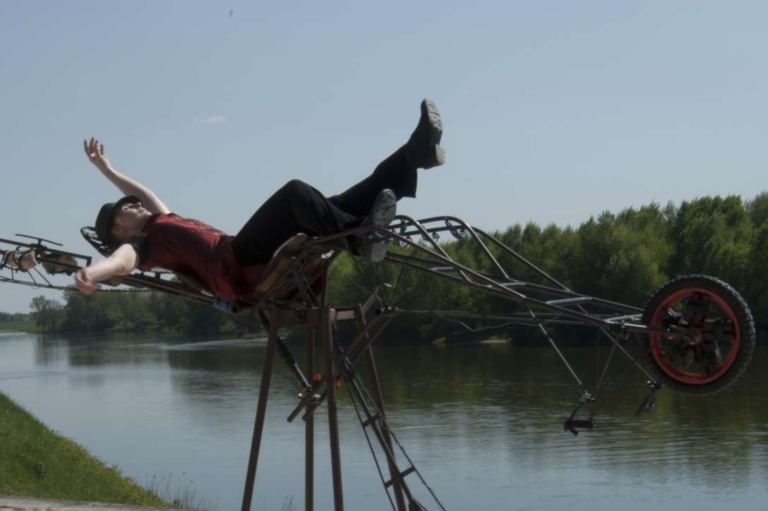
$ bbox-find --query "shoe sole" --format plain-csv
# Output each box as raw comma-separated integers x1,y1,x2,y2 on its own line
433,145,446,166
422,99,443,146
416,99,445,168
371,190,397,227
368,242,388,263
364,189,397,262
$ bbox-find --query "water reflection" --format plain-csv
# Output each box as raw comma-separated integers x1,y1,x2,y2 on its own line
1,333,766,511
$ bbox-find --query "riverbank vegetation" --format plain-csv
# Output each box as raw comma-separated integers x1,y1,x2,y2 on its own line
0,322,34,332
7,193,768,342
0,392,168,507
0,313,35,332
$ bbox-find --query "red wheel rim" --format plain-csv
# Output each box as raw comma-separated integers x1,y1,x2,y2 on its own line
648,287,741,385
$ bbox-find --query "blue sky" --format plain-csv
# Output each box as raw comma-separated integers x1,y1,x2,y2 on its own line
1,1,767,312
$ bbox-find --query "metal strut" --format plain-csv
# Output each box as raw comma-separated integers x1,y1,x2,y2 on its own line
236,234,445,511
339,349,447,511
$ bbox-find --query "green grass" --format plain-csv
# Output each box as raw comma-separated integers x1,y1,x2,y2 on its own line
0,391,169,507
0,320,36,332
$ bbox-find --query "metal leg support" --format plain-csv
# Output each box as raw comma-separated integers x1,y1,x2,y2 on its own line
241,313,281,511
323,306,345,511
305,325,316,511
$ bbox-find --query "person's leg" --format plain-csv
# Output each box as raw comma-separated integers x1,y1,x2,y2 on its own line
232,99,446,265
328,146,413,219
329,98,445,217
232,179,355,265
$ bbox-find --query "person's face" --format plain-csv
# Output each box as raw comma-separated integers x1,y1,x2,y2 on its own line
110,201,151,243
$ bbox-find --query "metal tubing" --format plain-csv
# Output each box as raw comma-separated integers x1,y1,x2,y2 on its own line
352,304,407,510
361,335,407,511
323,307,344,511
305,326,316,511
240,313,281,511
293,313,392,423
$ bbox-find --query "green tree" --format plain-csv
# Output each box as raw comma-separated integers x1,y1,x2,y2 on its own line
29,295,63,332
669,196,753,289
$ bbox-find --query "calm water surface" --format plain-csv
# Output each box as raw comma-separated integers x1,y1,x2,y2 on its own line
0,332,767,511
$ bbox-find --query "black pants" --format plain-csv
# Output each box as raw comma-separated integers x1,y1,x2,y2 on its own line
232,146,416,265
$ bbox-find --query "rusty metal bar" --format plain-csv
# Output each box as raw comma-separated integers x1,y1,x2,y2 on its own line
355,305,407,511
323,306,344,511
240,312,281,511
305,325,316,511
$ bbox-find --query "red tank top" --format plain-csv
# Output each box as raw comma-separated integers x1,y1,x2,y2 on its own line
131,214,264,301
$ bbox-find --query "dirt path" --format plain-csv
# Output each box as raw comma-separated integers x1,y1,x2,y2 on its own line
0,496,183,511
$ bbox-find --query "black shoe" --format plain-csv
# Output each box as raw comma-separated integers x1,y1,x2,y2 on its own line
363,189,397,227
405,98,445,169
360,189,397,262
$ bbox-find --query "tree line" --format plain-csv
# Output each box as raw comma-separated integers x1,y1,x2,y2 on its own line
27,290,249,336
20,193,768,342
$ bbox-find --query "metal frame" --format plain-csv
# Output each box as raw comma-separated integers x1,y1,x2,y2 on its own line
0,214,756,510
231,241,440,511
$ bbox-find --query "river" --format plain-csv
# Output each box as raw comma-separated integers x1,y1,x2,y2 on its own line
0,332,766,511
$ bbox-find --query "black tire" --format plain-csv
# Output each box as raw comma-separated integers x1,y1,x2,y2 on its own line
641,275,756,395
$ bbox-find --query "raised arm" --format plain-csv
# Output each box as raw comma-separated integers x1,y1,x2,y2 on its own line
74,243,139,295
84,137,171,215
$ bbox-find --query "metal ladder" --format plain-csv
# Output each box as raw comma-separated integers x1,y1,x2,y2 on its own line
336,348,446,511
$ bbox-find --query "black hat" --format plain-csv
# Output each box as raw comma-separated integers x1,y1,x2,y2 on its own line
95,195,141,247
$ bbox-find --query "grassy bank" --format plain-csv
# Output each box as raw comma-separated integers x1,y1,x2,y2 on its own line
0,391,168,507
0,320,36,332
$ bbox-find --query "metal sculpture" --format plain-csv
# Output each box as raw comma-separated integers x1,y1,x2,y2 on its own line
0,213,756,511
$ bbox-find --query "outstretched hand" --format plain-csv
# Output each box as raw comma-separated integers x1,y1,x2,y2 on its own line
83,137,112,173
74,268,98,295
